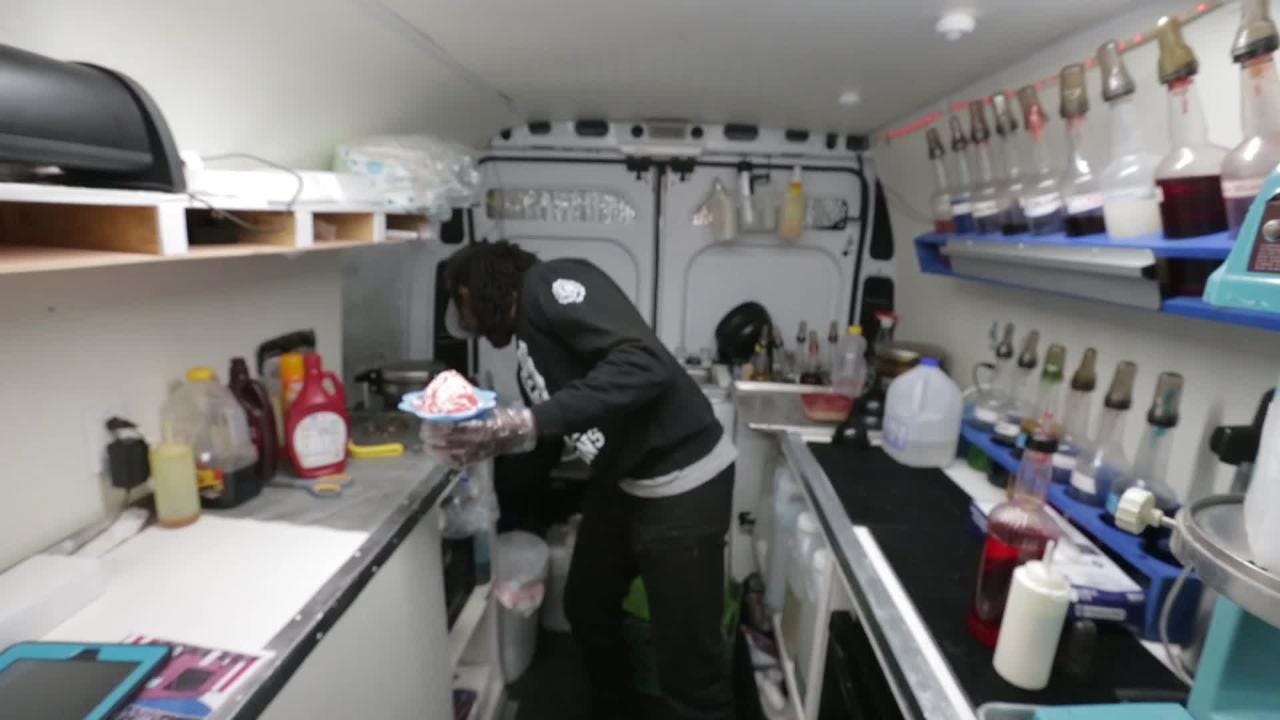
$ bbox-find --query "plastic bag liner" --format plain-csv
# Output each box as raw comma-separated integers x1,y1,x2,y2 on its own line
334,135,480,217
494,531,550,617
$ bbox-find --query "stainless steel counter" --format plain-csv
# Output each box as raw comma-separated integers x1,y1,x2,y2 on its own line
780,433,976,720
732,380,841,442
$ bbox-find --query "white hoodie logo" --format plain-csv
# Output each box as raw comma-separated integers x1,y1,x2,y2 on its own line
552,279,586,305
516,339,604,463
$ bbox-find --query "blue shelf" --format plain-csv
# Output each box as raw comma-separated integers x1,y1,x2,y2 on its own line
959,423,1201,642
915,230,1280,334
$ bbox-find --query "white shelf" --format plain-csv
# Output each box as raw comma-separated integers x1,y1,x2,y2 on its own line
448,582,492,669
454,662,504,720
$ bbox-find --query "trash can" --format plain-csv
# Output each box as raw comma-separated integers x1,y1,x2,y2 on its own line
542,516,579,633
494,531,550,682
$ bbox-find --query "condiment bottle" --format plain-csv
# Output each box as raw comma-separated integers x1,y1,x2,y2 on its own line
1016,85,1065,235
1004,329,1041,425
1222,0,1280,238
967,430,1063,647
705,178,739,242
285,354,350,478
992,547,1071,690
280,352,306,415
926,128,956,233
1059,348,1098,459
800,329,824,385
777,166,807,240
1068,361,1137,506
1058,64,1106,236
1023,343,1067,437
1154,15,1229,239
991,92,1030,235
969,100,1008,235
162,367,261,508
1097,41,1164,239
1108,372,1184,513
948,115,977,234
229,357,279,482
149,442,201,528
970,322,1016,431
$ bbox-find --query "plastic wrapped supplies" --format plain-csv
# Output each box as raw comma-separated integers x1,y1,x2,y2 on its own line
494,531,550,618
334,135,480,217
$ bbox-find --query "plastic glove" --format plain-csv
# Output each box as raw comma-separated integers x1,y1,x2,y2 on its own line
422,407,537,468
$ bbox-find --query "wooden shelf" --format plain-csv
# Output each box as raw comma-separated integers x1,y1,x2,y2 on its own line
0,181,427,276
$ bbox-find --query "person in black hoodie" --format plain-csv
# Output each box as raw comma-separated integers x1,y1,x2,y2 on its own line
428,241,735,720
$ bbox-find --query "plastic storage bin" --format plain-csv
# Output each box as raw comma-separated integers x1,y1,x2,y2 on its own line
883,357,963,468
494,531,550,682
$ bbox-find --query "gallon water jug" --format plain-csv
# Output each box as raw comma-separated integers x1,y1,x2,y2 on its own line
162,367,260,508
883,357,963,468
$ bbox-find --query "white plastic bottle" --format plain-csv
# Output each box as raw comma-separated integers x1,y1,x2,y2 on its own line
1245,372,1280,571
992,553,1071,690
777,166,807,240
883,358,963,468
831,325,868,399
765,470,806,614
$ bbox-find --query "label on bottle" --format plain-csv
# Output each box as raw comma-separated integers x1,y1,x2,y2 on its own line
1069,469,1097,496
196,466,225,500
951,200,973,215
972,198,1001,218
292,411,347,469
1064,192,1104,215
1221,176,1266,199
1020,192,1062,218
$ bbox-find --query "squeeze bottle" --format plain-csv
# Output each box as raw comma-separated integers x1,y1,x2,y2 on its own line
285,354,350,478
777,166,806,240
992,548,1071,690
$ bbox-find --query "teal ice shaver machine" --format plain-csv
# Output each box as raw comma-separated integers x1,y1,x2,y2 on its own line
1205,167,1280,314
1032,489,1280,720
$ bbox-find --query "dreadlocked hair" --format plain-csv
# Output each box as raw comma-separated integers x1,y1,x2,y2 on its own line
445,241,539,333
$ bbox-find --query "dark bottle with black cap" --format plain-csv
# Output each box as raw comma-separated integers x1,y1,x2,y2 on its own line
968,429,1064,647
1107,372,1184,513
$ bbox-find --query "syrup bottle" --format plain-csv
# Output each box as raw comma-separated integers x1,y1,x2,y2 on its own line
1059,348,1098,457
228,357,279,482
969,100,1008,235
1067,361,1137,506
1023,343,1067,437
991,92,1030,235
970,322,1016,431
967,430,1063,648
1097,40,1164,239
1222,0,1280,238
1016,85,1065,235
1058,64,1106,236
1108,372,1184,514
1004,329,1041,426
285,353,350,478
1154,15,1229,239
949,115,977,234
926,128,955,233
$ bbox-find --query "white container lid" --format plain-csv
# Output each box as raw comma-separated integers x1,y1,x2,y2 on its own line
1015,559,1071,599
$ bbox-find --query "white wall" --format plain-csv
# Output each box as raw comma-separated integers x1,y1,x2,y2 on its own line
0,0,513,168
0,255,343,570
874,1,1279,502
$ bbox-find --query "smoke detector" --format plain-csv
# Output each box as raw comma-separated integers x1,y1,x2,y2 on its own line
936,10,977,41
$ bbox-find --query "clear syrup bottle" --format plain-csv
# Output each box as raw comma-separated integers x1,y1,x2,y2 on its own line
1154,14,1229,239
969,100,1008,235
1097,40,1164,239
1053,348,1098,484
1004,329,1041,425
1222,0,1280,238
1058,64,1107,237
926,128,955,233
970,322,1016,431
1023,343,1067,437
991,91,1030,235
1016,85,1065,235
1067,361,1137,507
949,115,977,234
1108,372,1184,514
967,430,1063,648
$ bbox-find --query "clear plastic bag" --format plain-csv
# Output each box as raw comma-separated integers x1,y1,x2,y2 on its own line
440,470,499,540
334,135,480,217
494,531,550,617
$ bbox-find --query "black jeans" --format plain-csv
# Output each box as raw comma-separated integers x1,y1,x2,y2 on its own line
564,465,735,720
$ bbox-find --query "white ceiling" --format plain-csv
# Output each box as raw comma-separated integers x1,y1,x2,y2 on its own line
380,0,1157,137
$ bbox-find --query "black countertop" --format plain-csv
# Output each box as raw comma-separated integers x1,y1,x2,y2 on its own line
808,442,1187,709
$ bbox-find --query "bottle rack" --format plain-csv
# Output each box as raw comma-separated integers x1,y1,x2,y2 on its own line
960,422,1202,643
915,230,1280,333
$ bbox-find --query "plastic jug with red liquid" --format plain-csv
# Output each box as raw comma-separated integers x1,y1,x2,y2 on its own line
229,357,279,482
285,354,350,478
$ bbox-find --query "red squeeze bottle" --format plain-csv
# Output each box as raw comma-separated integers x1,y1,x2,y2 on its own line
229,357,279,482
285,353,350,478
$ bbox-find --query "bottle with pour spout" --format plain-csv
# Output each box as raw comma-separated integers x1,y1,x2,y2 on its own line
1108,372,1184,514
1023,343,1067,437
1097,40,1164,239
969,322,1016,431
969,100,1008,235
1059,348,1098,457
948,115,977,234
1058,64,1106,236
926,128,955,233
1154,15,1229,239
285,354,350,478
1003,330,1041,426
1016,85,1065,235
1222,0,1280,238
991,92,1031,235
1068,361,1138,506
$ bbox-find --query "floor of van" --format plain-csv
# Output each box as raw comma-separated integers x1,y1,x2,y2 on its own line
504,629,667,720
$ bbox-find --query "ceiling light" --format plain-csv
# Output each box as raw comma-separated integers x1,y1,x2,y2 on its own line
936,10,976,41
838,90,862,107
